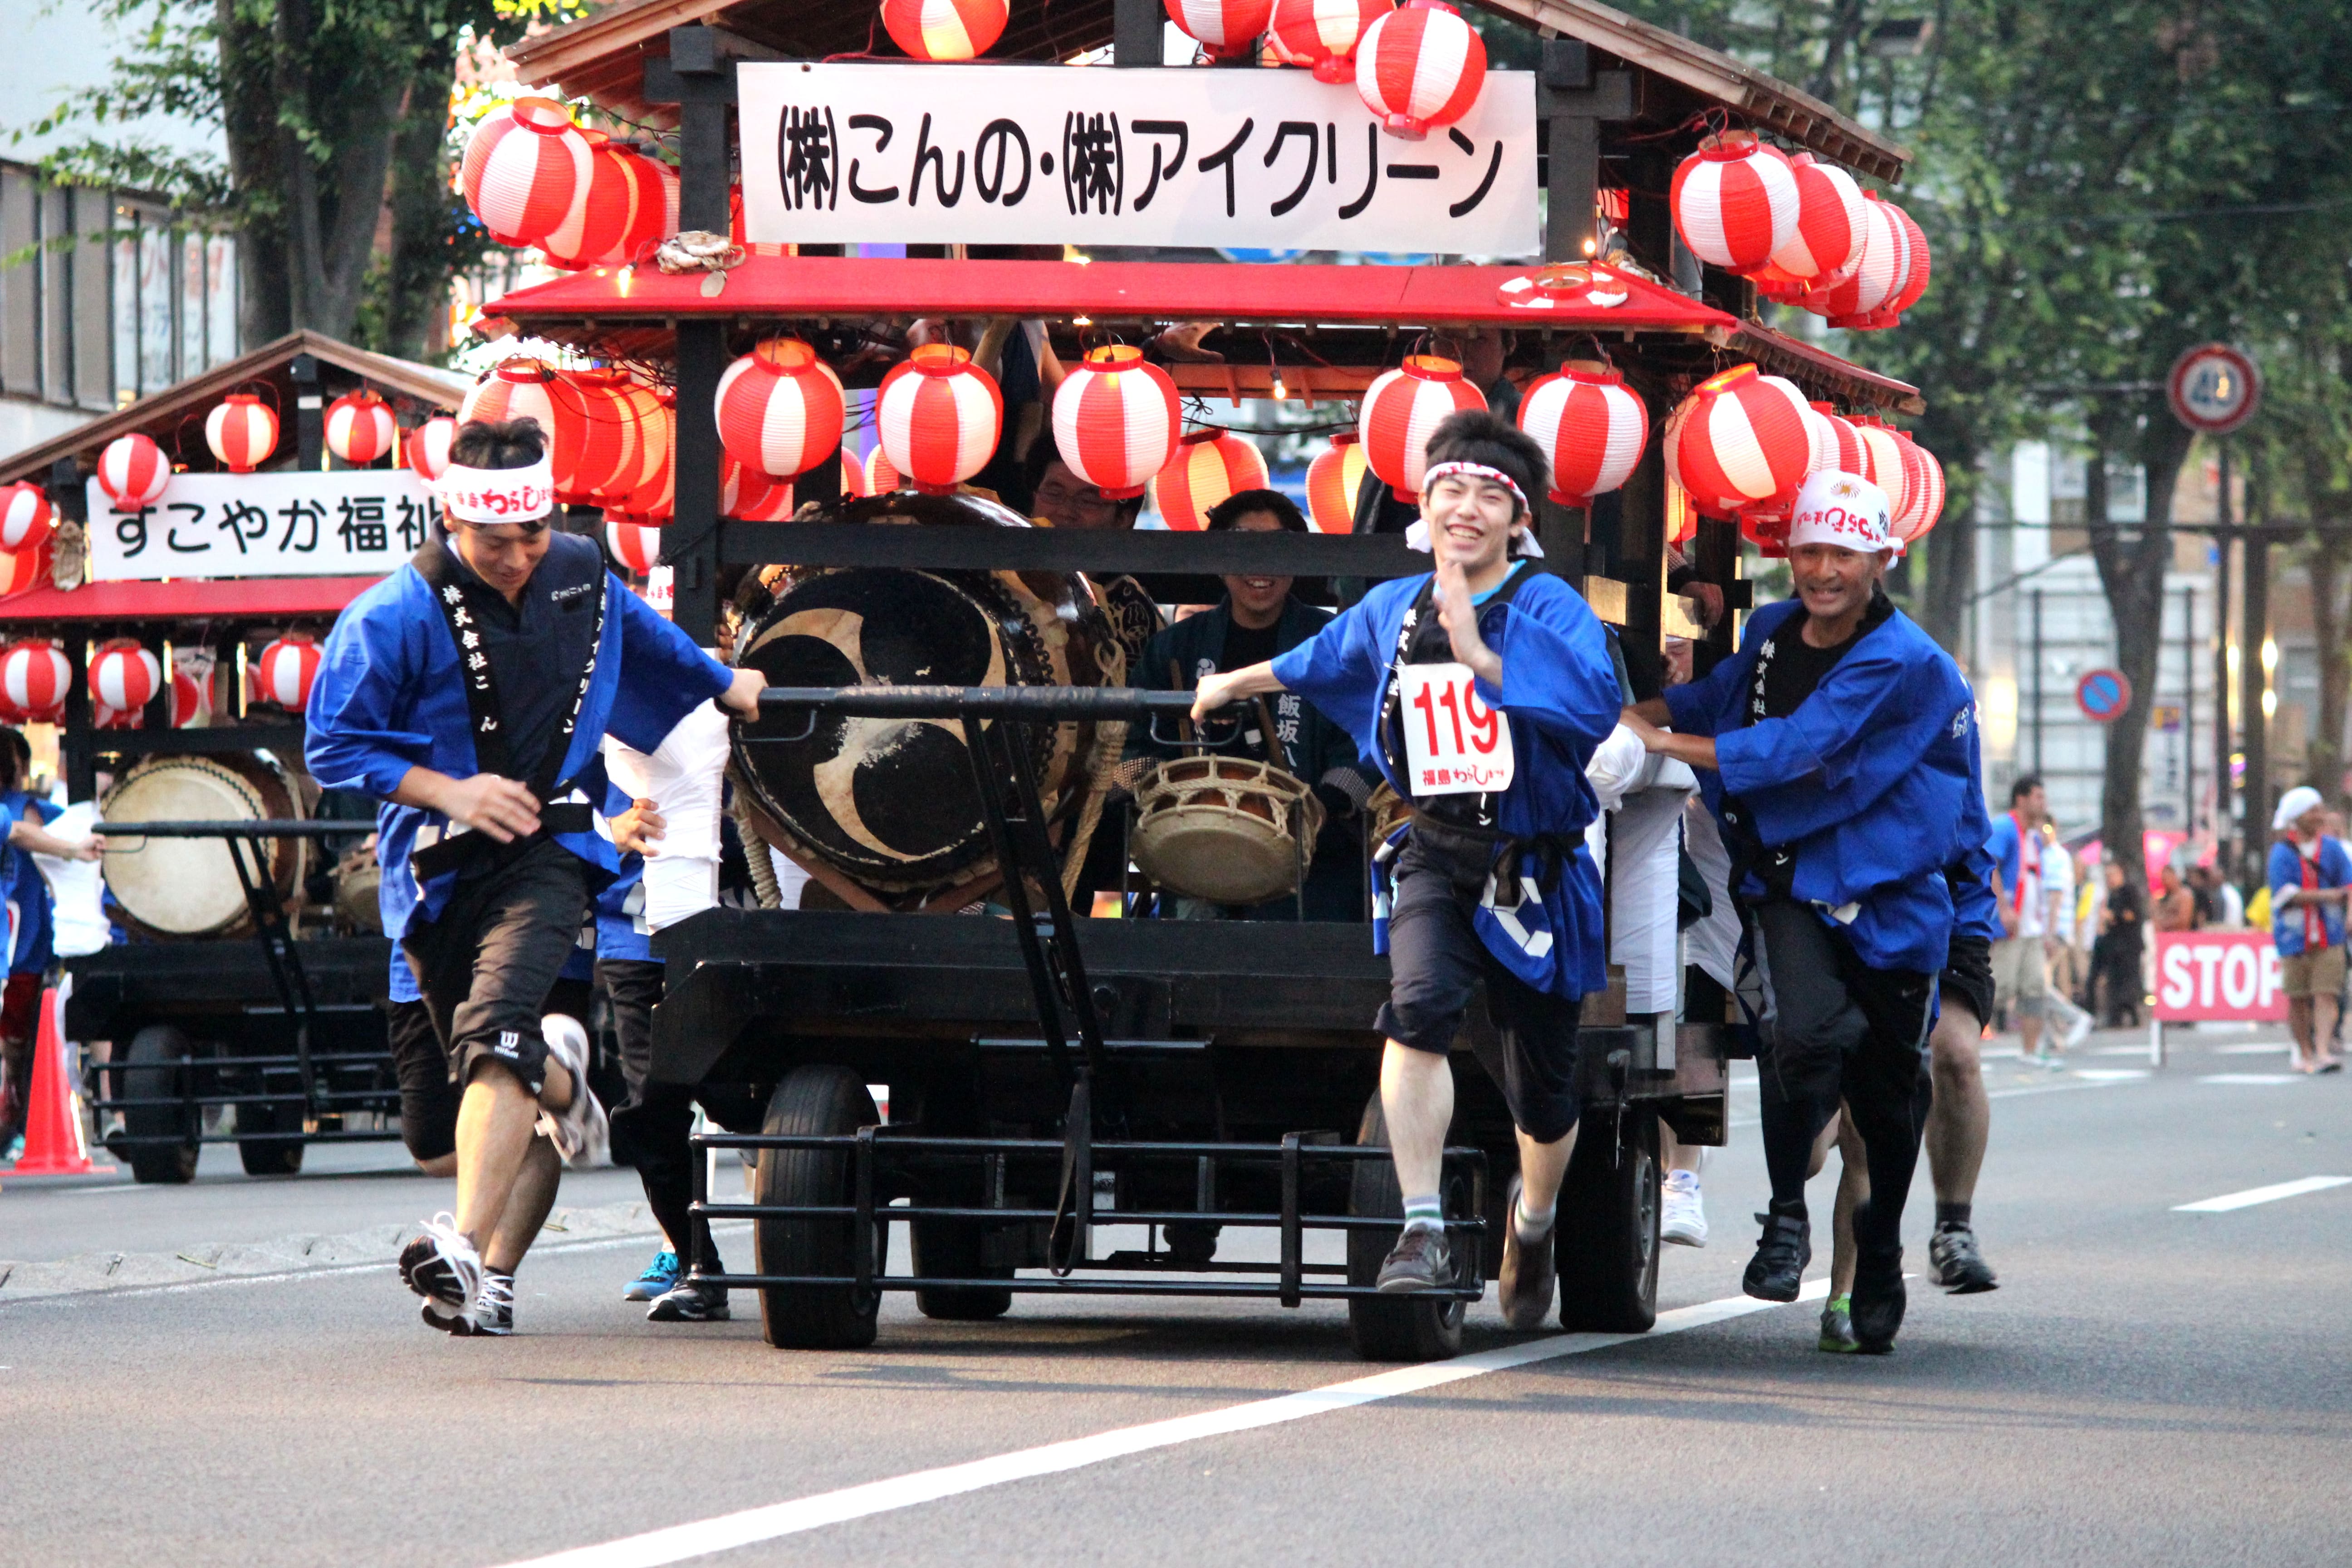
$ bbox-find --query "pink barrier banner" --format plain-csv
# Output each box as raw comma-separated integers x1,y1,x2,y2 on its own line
2154,930,2286,1022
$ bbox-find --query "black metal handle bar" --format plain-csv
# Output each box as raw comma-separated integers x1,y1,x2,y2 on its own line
749,685,1243,748
96,819,367,838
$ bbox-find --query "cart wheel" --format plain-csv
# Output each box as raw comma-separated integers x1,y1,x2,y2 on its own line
753,1065,888,1350
235,1087,306,1177
1345,1093,1465,1362
1555,1106,1659,1333
910,1203,1014,1321
122,1025,201,1185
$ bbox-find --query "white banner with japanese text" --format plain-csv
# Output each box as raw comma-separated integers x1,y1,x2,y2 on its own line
738,63,1539,257
87,470,440,582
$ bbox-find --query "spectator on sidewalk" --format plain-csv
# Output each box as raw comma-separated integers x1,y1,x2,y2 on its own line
2039,826,2095,1052
1988,777,2067,1064
2153,863,2197,934
2267,785,2349,1075
2093,861,2144,1027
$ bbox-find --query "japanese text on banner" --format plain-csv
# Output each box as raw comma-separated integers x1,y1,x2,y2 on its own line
86,470,441,582
738,63,1538,256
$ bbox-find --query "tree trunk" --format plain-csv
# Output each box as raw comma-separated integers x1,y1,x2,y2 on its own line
2307,528,2350,808
217,0,290,347
373,62,459,359
1917,492,1974,655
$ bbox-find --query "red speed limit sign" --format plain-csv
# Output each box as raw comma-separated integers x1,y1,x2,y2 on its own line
2167,343,2260,434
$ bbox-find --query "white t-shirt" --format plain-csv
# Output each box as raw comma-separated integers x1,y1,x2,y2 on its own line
2041,831,2075,943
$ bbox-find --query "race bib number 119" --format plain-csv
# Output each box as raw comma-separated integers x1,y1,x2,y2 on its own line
1400,662,1515,797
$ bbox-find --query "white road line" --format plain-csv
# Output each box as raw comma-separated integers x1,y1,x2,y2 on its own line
2196,1073,2304,1085
485,1281,1829,1568
2214,1043,2294,1056
2173,1176,2352,1213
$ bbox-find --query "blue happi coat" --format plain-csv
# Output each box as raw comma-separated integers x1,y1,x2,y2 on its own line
1664,596,1975,974
1947,703,2004,945
307,538,732,940
1271,569,1623,998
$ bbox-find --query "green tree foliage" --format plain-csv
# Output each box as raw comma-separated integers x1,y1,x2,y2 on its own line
1616,0,2352,886
19,0,573,356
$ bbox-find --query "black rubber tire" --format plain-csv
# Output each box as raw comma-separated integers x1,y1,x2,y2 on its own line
235,1087,306,1177
753,1065,888,1349
1345,1093,1465,1362
122,1025,200,1185
909,1191,1015,1321
1555,1107,1660,1333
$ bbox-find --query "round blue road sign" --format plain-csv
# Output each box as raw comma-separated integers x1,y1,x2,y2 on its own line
2076,668,2133,724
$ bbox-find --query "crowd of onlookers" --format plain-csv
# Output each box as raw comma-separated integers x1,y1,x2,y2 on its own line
1986,777,2350,1075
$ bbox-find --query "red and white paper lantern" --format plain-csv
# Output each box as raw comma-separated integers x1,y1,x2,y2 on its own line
1150,430,1269,532
1847,415,1910,515
1269,0,1392,80
91,639,162,714
97,433,172,508
881,0,1010,60
461,358,596,500
1166,0,1274,59
1664,364,1817,523
205,392,278,474
325,390,397,466
1883,202,1932,325
1809,403,1868,478
616,391,678,524
1354,0,1486,140
168,666,204,729
1304,433,1370,533
715,338,847,482
1760,152,1867,296
405,416,458,484
461,97,593,248
0,641,66,721
875,344,1004,497
605,517,663,575
1807,193,1914,329
537,132,631,270
721,454,797,523
252,633,323,712
0,483,54,554
1516,366,1649,508
864,446,902,496
1358,354,1487,501
0,544,47,598
1669,130,1798,274
1888,430,1944,550
1051,345,1182,501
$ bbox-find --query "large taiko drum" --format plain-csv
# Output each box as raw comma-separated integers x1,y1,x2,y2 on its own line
730,490,1124,896
100,753,304,939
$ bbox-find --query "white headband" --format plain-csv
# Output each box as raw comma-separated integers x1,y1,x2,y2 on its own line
1421,460,1531,514
437,456,556,525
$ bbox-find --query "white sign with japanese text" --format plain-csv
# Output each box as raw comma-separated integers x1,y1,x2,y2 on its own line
738,63,1538,257
1399,662,1514,796
87,470,440,582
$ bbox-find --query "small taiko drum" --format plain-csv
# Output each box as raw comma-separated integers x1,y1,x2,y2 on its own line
1130,756,1325,906
1364,782,1412,848
100,753,303,939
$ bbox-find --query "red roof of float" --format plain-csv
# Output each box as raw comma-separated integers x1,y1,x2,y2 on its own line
0,577,378,624
487,255,1739,333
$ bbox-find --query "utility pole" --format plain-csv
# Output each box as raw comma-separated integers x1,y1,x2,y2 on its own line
2213,439,2234,872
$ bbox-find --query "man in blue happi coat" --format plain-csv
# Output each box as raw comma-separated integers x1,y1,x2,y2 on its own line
308,417,764,1336
1623,469,1975,1355
1195,410,1623,1332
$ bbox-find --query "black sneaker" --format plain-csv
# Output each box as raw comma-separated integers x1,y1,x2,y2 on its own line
1742,1201,1810,1303
1376,1225,1453,1293
1497,1176,1556,1331
1929,1222,1998,1293
1817,1295,1859,1353
647,1276,731,1323
1850,1249,1905,1354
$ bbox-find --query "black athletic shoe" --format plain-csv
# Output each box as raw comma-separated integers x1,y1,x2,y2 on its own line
1742,1201,1811,1303
647,1276,731,1323
1497,1176,1556,1331
1850,1249,1905,1354
1929,1222,1998,1294
1376,1225,1453,1293
400,1213,481,1311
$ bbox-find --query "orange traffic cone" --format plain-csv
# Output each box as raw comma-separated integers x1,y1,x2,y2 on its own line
13,986,112,1176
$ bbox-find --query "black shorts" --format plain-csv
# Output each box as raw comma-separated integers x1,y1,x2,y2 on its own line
1373,837,1584,1144
387,998,458,1162
1940,933,1995,1031
1748,899,1935,1110
401,838,592,1098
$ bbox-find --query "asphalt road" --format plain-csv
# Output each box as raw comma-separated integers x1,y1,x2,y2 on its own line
5,1024,2349,1568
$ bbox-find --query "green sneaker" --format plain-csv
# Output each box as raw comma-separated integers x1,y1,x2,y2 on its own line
1818,1294,1859,1353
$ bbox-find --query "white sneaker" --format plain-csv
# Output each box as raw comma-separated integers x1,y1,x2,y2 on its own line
536,1014,610,1169
2061,1008,2093,1051
399,1212,482,1314
1661,1170,1708,1247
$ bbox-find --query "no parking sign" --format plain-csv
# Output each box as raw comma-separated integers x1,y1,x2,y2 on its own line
2076,668,2132,724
